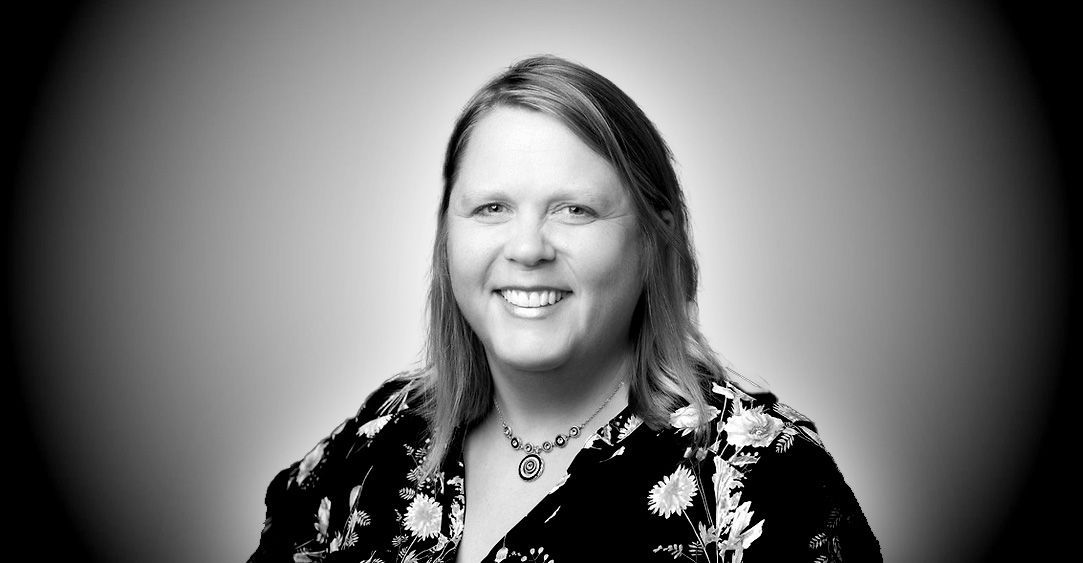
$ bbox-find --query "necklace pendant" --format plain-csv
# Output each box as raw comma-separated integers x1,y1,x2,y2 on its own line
495,379,624,483
518,453,544,481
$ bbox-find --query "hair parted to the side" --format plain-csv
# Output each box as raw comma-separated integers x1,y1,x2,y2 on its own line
415,54,729,476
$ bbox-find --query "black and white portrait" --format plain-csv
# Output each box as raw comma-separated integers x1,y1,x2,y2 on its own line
7,2,1074,562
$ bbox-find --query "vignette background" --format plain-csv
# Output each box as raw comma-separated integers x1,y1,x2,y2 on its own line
6,2,1075,561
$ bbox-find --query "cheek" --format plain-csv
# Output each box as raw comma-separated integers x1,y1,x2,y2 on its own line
577,231,645,298
446,227,491,292
446,247,471,303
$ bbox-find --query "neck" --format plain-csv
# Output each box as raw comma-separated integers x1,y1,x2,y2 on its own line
487,347,633,440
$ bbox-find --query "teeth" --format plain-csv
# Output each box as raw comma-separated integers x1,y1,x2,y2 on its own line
500,289,567,308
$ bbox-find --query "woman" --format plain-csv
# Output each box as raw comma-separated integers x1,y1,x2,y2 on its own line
248,55,880,562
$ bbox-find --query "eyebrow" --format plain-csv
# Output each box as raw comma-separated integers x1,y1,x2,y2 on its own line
453,184,617,206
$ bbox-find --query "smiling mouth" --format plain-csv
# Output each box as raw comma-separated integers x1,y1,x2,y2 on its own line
499,289,569,308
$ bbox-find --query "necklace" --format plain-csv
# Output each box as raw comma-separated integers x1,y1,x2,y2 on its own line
493,379,625,482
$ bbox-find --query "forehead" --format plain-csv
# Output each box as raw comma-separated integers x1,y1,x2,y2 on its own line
454,105,625,197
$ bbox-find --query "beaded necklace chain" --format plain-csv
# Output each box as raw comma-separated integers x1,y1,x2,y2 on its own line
493,379,625,482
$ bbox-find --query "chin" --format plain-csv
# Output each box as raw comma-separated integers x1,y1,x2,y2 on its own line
490,346,570,374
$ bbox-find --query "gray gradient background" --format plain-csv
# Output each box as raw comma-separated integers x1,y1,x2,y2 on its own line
9,2,1067,562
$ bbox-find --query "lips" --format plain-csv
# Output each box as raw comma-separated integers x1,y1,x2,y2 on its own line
499,289,569,308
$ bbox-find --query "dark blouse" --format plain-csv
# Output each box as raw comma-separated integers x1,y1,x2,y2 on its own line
248,373,881,562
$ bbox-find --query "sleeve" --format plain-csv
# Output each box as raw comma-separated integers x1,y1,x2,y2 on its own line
246,375,418,563
741,433,882,562
246,463,307,563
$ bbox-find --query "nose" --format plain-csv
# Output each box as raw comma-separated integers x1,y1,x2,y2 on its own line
503,216,556,266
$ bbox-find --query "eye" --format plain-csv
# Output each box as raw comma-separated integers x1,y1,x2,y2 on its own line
469,202,511,223
555,204,597,223
474,203,507,216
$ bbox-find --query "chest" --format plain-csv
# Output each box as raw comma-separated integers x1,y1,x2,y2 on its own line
455,428,578,562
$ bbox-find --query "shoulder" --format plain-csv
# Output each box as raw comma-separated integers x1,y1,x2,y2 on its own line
256,369,430,508
288,369,430,491
249,370,433,562
712,378,824,453
695,380,882,561
351,368,429,436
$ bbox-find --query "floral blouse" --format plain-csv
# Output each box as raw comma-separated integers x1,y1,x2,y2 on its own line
248,373,881,562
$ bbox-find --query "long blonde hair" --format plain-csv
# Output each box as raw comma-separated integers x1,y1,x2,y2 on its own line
418,55,726,476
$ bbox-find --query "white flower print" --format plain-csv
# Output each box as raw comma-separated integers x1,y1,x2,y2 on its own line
604,446,626,462
799,425,825,447
723,406,785,448
295,441,326,485
449,501,465,541
258,377,880,563
772,402,810,424
648,465,699,518
617,414,644,442
346,509,371,529
712,457,740,525
723,501,764,550
499,546,553,562
711,382,734,398
698,521,719,547
357,414,393,438
406,465,426,485
670,404,721,435
349,484,362,508
404,493,443,539
315,497,331,542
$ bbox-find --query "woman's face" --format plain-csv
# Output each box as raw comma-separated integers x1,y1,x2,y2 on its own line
447,105,644,376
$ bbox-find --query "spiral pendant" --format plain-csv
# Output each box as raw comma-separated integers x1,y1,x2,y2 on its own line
496,379,624,483
518,453,544,481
